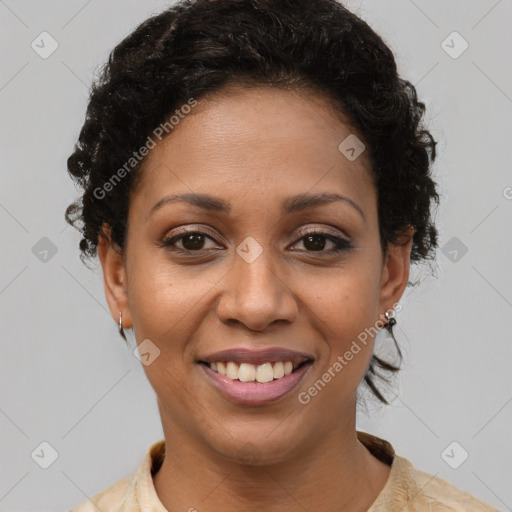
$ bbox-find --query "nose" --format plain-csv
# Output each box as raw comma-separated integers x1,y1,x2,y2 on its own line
216,245,298,332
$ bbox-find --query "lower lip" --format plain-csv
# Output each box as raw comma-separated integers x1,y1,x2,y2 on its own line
199,362,312,406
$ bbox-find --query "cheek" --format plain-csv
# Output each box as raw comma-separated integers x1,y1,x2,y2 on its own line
302,267,379,380
126,252,215,343
125,257,208,415
300,293,377,418
305,267,380,335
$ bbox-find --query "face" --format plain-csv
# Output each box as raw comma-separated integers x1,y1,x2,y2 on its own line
99,85,412,464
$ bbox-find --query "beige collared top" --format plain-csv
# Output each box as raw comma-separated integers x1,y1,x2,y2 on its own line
70,431,498,511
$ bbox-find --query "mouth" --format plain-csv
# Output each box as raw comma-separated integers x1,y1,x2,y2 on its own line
198,359,311,383
196,347,314,405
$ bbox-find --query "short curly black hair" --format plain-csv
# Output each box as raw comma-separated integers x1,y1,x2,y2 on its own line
65,0,440,403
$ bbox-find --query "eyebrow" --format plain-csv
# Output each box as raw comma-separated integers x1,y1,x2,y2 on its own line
149,192,365,221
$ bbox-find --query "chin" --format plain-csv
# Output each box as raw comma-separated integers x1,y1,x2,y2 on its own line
205,426,306,467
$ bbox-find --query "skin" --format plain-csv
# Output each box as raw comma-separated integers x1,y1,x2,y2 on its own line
98,84,414,512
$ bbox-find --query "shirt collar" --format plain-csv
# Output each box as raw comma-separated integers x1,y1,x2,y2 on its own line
131,430,420,511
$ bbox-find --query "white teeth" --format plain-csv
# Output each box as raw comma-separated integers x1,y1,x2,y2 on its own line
273,361,285,378
256,363,274,383
226,361,239,379
217,362,226,376
238,363,256,382
207,360,305,382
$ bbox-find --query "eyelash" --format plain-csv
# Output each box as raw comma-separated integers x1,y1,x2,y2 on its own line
161,227,352,255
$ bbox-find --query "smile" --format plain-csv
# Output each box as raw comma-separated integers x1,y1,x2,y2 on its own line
205,360,303,383
198,360,313,406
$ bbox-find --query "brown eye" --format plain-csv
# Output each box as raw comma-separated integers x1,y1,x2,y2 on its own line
302,234,328,251
291,229,352,254
162,230,220,252
180,233,207,251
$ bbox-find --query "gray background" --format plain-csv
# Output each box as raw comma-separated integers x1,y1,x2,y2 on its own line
0,0,511,510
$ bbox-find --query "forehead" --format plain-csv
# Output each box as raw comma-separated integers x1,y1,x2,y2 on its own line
132,85,375,214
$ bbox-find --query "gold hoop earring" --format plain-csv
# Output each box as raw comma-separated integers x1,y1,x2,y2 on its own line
118,311,126,340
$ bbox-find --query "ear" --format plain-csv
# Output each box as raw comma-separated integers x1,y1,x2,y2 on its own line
377,225,414,327
97,223,132,330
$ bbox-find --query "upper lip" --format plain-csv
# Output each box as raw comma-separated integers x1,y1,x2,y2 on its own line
198,347,314,366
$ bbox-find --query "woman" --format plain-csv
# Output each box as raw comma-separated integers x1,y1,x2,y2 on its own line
66,0,497,510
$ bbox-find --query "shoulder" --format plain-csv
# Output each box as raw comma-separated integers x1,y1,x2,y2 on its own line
68,439,166,512
356,431,498,512
69,474,135,512
393,455,499,511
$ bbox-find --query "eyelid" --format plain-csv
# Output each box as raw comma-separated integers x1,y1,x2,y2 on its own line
294,225,350,242
289,227,352,253
161,224,352,252
162,225,221,241
162,226,350,242
161,226,223,248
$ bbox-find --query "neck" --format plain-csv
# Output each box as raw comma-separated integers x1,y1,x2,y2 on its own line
153,415,391,512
